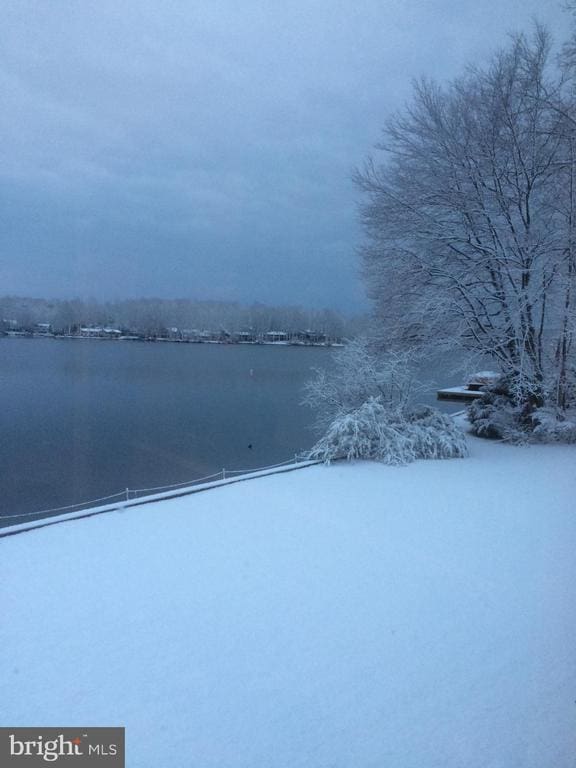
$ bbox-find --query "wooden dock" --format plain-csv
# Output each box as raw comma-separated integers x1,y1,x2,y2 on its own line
437,386,484,402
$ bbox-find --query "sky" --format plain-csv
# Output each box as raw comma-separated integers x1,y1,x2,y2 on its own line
0,0,569,313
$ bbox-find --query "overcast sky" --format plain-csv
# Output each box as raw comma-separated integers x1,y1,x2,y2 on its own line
0,0,569,312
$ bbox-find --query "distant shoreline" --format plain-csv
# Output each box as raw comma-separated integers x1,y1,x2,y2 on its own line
0,332,344,348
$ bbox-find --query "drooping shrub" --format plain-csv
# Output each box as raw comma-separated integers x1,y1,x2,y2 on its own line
309,398,468,465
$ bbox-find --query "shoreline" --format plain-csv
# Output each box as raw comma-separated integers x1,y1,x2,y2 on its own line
0,459,320,537
0,333,344,348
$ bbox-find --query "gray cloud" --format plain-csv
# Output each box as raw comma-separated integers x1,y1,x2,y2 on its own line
0,0,568,312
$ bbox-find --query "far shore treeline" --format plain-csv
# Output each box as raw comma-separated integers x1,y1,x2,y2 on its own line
0,296,367,344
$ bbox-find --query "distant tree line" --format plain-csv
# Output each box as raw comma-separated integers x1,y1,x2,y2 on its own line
0,296,367,339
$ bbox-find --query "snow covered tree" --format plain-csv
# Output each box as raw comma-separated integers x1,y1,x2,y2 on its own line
303,336,415,430
304,337,467,464
356,27,576,415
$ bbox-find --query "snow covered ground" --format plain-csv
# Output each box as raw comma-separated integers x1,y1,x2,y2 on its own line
2,432,575,767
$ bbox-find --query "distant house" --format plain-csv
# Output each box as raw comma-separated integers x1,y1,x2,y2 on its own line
34,323,53,336
265,331,288,343
103,327,122,338
234,331,257,343
80,326,103,337
294,330,326,345
79,326,121,338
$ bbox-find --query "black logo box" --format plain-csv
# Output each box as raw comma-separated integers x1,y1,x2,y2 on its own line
0,728,124,766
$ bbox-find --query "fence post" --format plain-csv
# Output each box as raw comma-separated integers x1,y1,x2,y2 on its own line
125,488,130,502
222,468,226,480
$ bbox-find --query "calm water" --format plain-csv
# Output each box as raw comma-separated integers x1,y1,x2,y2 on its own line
0,338,461,523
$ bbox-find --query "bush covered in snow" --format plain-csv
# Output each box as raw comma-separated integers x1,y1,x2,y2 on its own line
303,337,415,431
305,337,467,465
468,377,576,443
309,398,468,465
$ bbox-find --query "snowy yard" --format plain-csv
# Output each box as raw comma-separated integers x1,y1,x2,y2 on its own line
2,432,576,767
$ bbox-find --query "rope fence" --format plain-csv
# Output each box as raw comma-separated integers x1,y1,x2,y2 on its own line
1,453,312,524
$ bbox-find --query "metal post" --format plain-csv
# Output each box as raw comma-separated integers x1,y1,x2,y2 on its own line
222,468,226,480
125,488,130,502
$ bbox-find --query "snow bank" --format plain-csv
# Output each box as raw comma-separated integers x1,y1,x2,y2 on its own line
2,435,575,767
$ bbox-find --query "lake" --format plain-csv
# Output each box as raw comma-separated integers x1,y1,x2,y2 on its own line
0,338,461,524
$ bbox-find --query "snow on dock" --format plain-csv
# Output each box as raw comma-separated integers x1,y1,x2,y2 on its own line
437,385,484,401
1,432,575,767
438,371,500,401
